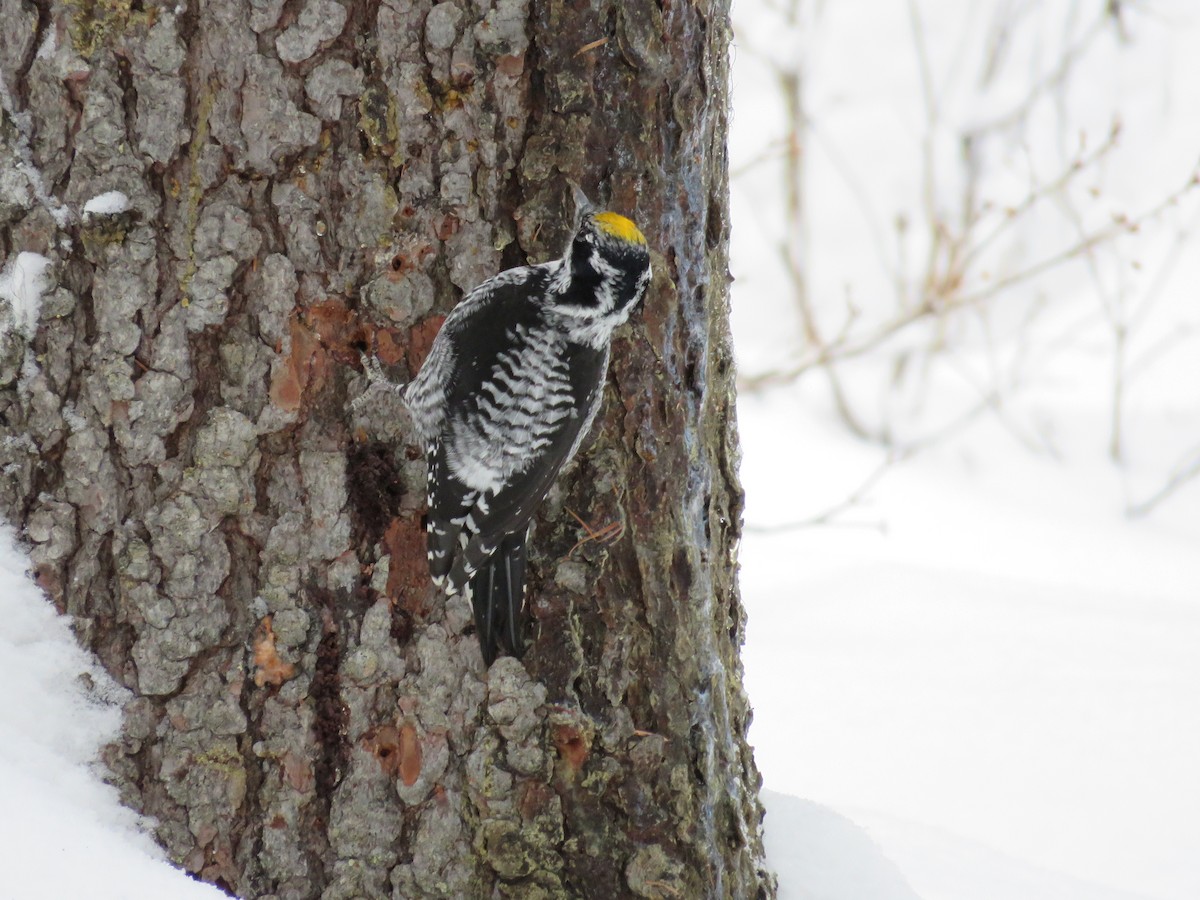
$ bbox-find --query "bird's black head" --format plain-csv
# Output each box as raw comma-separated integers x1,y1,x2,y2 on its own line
562,210,652,316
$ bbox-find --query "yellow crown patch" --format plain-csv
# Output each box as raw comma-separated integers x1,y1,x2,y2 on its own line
593,211,647,246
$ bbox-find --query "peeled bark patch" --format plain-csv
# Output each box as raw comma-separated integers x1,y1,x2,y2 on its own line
397,721,422,787
551,720,591,779
253,616,297,687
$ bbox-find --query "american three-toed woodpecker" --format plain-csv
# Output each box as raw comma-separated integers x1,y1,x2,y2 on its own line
404,194,652,665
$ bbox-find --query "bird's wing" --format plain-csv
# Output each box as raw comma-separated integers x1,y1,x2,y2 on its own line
441,344,605,664
436,333,608,593
410,263,610,660
403,263,548,447
415,267,548,586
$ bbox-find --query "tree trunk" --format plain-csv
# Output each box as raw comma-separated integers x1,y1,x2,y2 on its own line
0,0,774,897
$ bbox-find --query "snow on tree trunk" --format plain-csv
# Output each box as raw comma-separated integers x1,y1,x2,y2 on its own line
0,0,774,897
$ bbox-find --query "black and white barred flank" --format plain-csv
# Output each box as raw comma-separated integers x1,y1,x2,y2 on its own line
404,198,652,665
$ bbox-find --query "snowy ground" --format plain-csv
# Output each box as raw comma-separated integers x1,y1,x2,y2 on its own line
0,528,228,900
740,391,1200,900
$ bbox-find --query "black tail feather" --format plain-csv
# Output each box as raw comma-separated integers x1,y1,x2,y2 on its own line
502,531,527,658
472,562,497,666
470,530,528,666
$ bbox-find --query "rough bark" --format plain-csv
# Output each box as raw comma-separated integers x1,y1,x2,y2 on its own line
0,0,774,897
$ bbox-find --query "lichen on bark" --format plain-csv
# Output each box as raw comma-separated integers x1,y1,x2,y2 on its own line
0,0,774,897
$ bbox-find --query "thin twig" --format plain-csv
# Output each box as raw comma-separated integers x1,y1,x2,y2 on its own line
962,122,1122,271
744,451,898,534
1127,448,1200,518
563,508,624,558
574,37,608,56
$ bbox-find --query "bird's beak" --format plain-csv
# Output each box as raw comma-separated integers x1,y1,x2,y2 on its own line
566,179,595,225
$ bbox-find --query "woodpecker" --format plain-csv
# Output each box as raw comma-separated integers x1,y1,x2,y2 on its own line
404,190,652,666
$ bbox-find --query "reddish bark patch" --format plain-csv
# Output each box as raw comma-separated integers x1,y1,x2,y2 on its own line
270,299,374,414
362,722,422,786
280,750,314,793
385,242,436,282
373,326,407,366
383,517,429,618
397,721,422,787
406,315,445,375
387,252,413,278
303,299,364,364
362,724,402,778
269,318,323,413
496,53,525,76
552,723,591,776
252,616,295,687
